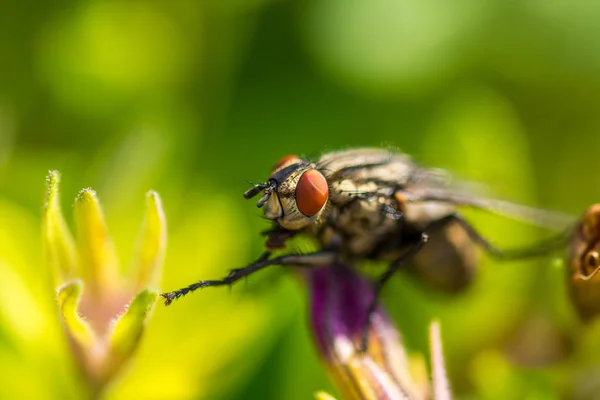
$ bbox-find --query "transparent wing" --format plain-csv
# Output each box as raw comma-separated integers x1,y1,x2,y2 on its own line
402,186,575,231
397,163,576,231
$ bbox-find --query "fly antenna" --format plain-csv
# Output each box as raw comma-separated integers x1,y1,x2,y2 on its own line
256,180,277,207
244,182,269,199
256,191,271,208
244,180,277,208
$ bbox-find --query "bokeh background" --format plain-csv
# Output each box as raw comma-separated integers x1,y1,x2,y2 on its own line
2,1,600,399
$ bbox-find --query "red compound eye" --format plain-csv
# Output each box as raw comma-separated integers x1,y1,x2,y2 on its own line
272,154,299,173
296,169,328,217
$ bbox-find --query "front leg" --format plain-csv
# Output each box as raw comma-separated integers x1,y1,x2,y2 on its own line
360,213,482,350
160,251,336,305
261,226,299,250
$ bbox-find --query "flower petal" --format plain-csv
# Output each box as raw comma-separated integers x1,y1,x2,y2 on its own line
430,320,452,400
107,288,158,372
74,188,119,298
305,264,427,400
314,391,338,400
131,191,167,291
43,171,77,284
57,279,95,349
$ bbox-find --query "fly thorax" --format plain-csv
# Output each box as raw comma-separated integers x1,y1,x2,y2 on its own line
331,198,399,257
329,179,379,205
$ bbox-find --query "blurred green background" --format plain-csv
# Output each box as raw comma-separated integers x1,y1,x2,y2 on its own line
2,0,600,399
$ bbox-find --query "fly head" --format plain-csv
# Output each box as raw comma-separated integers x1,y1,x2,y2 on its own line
244,155,330,230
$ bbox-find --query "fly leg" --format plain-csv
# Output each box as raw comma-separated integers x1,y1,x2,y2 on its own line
359,212,567,351
360,213,479,351
160,251,335,305
436,213,568,260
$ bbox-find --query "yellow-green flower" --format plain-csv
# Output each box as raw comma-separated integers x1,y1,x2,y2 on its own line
43,171,164,396
0,168,289,399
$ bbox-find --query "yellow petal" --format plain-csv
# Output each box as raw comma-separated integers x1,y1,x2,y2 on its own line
314,391,338,400
57,279,95,349
43,171,77,284
332,336,413,400
131,191,167,291
408,354,431,399
74,188,119,298
107,289,158,373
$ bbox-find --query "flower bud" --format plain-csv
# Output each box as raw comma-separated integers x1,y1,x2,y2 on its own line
44,172,165,395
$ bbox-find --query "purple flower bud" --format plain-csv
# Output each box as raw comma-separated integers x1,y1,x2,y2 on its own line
304,264,430,400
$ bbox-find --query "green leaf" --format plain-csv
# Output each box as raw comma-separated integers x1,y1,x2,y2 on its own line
74,188,119,298
108,288,158,371
43,171,77,284
57,280,95,349
131,191,167,291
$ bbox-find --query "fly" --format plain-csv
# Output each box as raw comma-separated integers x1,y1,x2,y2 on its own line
161,148,572,349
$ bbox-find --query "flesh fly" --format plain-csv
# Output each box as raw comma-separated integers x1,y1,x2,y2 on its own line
161,148,571,348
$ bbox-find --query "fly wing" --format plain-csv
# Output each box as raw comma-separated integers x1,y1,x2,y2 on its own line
390,156,576,231
402,185,575,231
389,157,575,231
316,148,575,231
